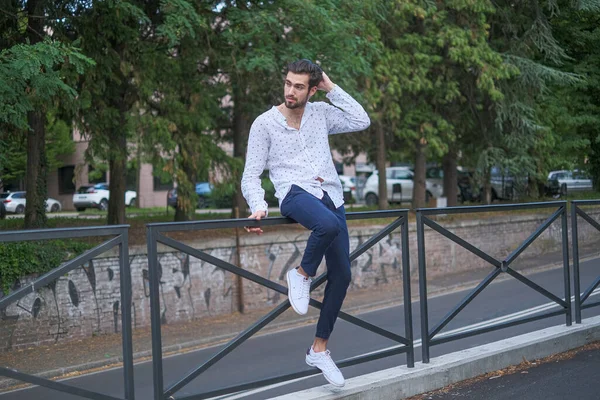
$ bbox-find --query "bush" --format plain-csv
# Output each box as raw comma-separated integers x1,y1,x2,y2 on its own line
0,240,93,294
210,178,278,209
210,182,236,209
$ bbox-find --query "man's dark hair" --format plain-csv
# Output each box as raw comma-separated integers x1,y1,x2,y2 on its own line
285,59,323,88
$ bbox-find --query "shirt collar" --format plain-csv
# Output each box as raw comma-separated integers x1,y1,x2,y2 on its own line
271,102,314,129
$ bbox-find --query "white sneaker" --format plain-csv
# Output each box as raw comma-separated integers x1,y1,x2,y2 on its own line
306,347,345,387
286,268,311,315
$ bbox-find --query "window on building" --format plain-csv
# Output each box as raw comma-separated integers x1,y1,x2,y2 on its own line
153,175,173,191
58,166,76,194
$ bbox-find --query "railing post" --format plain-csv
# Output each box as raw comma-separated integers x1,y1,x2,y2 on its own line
119,228,135,399
401,214,414,367
561,206,572,326
571,202,582,323
147,226,165,400
416,210,430,363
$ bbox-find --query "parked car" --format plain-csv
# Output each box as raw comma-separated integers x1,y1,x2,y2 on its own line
72,183,137,211
0,191,62,213
167,182,213,209
363,167,442,206
425,166,481,203
547,170,593,196
338,175,356,202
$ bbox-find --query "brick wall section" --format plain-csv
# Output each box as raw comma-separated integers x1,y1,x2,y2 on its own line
1,210,599,351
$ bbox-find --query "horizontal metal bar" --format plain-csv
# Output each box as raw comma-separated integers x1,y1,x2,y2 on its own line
429,269,501,338
576,207,600,233
344,209,409,220
571,200,600,206
505,206,564,266
429,309,566,346
0,235,123,309
147,210,409,233
174,346,408,400
580,276,600,304
417,201,566,216
0,367,124,400
422,217,501,268
0,225,129,242
164,301,290,398
581,300,600,311
505,268,567,307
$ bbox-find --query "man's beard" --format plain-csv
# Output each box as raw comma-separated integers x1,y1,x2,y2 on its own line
285,94,309,109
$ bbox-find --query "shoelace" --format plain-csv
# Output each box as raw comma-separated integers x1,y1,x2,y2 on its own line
301,277,311,300
319,350,339,373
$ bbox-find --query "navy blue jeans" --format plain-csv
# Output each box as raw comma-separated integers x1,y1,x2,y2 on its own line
280,185,351,339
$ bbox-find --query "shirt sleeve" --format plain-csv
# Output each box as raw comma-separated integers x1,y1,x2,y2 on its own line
241,118,270,215
324,85,371,135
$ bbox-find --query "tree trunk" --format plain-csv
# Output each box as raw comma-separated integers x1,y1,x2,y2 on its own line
24,111,48,229
375,122,389,210
232,85,251,217
443,150,458,206
107,108,128,225
23,0,47,229
107,135,127,225
483,166,492,204
412,138,427,209
174,138,199,222
135,133,142,208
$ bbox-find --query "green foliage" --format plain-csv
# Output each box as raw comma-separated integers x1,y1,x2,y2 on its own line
0,39,94,131
211,178,277,209
0,240,94,294
0,111,76,185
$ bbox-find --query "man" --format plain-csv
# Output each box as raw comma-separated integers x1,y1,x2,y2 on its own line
241,59,370,387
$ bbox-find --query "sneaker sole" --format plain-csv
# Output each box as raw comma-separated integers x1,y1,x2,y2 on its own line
286,271,307,315
306,358,345,387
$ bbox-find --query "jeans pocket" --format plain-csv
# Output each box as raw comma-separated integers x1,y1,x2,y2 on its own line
281,186,297,216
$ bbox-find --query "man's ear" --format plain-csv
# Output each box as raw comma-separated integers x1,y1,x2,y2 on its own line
308,86,318,98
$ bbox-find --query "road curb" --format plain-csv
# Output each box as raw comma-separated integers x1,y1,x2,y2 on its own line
269,315,600,400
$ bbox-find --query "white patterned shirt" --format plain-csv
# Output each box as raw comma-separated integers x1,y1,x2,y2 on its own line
241,85,370,214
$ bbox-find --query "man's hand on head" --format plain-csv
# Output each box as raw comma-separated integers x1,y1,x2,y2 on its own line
244,210,266,235
317,72,335,92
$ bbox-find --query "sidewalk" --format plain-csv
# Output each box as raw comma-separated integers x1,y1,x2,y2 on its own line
407,341,600,400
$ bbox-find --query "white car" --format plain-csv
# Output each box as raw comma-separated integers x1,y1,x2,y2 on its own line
363,167,443,206
72,183,137,211
338,175,357,201
0,191,62,213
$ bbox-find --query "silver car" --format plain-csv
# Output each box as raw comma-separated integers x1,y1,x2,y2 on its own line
547,170,593,195
363,167,443,206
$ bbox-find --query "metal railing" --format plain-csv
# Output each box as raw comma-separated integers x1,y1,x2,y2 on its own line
0,225,134,400
416,202,571,363
146,210,413,400
571,200,600,323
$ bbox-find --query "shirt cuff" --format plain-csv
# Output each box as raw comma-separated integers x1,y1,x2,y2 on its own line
325,84,341,98
250,202,269,217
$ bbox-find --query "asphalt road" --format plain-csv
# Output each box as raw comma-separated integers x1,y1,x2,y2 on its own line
2,257,600,400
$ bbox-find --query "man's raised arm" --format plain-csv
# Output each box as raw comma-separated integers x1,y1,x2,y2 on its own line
318,72,370,134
